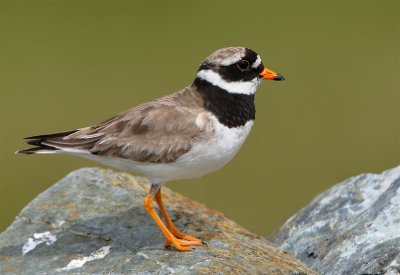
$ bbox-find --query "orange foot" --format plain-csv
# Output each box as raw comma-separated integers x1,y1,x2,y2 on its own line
154,190,202,249
164,228,203,249
166,235,201,251
164,223,202,248
144,190,203,252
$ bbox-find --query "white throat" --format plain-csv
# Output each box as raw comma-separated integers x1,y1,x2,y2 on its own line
197,69,261,95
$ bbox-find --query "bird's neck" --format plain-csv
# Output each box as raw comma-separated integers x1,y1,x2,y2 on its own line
193,78,255,128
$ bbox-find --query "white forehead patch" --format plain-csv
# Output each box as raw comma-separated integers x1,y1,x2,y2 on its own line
252,55,262,68
197,69,261,95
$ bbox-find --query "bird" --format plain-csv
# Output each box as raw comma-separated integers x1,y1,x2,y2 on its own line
17,47,284,252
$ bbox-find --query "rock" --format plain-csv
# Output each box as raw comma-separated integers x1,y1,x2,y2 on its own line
271,166,400,275
0,168,314,274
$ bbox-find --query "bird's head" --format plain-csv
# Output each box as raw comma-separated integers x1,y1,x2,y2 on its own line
194,47,284,95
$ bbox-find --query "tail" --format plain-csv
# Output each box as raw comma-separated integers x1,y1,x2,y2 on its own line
16,130,82,155
16,117,114,155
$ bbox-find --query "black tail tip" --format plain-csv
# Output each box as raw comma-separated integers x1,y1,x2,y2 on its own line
16,149,36,154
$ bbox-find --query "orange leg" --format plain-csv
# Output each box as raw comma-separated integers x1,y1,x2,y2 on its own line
143,188,199,252
154,189,202,247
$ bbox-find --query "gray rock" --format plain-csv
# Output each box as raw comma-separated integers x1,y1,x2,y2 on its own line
271,166,400,275
0,168,315,274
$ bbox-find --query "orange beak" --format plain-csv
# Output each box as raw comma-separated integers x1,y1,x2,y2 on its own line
259,67,285,81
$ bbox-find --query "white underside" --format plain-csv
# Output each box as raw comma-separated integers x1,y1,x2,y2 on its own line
60,116,254,184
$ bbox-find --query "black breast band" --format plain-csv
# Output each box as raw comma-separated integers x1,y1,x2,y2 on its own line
193,78,255,128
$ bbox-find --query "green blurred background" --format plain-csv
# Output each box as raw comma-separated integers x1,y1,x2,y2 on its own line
1,0,398,235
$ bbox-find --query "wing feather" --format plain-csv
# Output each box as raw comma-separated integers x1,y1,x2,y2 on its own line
19,87,212,163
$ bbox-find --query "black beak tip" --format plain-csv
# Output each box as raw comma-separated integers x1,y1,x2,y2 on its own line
274,74,285,81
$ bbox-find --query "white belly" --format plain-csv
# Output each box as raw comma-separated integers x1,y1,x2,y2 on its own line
78,118,254,183
173,118,253,179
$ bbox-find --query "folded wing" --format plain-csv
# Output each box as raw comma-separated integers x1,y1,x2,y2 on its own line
18,90,211,163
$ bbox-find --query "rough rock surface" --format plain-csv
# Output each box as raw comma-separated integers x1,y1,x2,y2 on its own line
0,168,314,274
271,166,400,275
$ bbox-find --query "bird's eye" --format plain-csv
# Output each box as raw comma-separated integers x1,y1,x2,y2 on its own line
237,60,250,72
